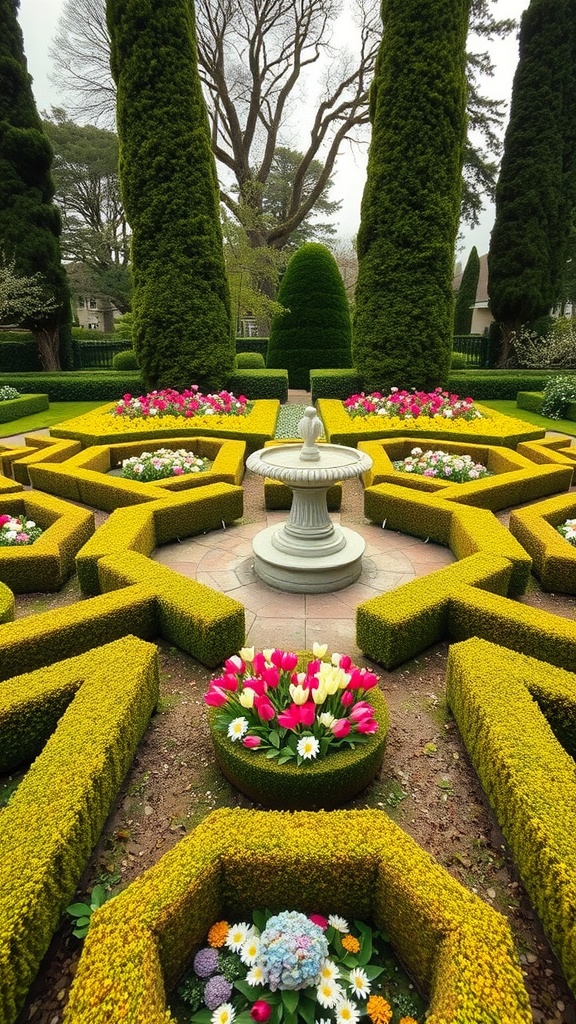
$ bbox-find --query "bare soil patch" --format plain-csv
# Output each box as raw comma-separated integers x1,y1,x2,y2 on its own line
9,476,576,1024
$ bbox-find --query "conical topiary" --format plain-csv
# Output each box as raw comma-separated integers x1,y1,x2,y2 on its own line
267,242,352,389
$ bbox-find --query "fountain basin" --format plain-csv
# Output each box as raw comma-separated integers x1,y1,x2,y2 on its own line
246,409,372,593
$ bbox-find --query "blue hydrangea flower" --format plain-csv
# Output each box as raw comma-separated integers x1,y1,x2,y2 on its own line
204,975,233,1009
259,911,329,991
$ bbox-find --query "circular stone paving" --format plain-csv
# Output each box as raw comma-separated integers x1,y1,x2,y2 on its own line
152,475,454,657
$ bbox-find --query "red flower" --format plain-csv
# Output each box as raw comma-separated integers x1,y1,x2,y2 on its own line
250,1001,272,1022
204,687,228,707
243,735,262,749
309,913,328,930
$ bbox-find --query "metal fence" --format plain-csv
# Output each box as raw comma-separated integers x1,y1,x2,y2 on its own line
452,334,495,368
74,340,130,369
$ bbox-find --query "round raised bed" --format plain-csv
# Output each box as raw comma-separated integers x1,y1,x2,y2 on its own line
208,686,388,810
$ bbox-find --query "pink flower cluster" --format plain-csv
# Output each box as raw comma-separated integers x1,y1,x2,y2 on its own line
112,387,250,419
205,645,380,764
344,387,483,421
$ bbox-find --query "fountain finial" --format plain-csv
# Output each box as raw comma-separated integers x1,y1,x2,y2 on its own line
298,406,323,461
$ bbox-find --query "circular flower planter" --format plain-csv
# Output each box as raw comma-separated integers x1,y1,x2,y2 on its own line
208,687,388,810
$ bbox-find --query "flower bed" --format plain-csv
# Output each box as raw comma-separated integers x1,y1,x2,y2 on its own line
344,388,483,422
62,808,532,1024
317,399,545,449
173,909,425,1023
509,493,576,594
206,645,388,809
558,517,576,547
112,387,250,419
120,447,210,481
392,447,491,483
50,400,280,454
0,513,42,545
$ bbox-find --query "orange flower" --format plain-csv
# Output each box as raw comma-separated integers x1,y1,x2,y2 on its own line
399,1018,419,1024
207,920,229,948
366,995,393,1024
341,934,360,954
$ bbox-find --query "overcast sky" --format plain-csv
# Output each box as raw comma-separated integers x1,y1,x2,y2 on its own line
18,0,529,263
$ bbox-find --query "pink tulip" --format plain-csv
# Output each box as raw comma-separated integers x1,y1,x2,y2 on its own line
331,718,351,738
340,690,354,707
307,658,321,675
277,704,301,730
270,649,284,667
224,655,244,674
347,669,364,689
261,666,279,688
281,652,298,671
220,673,239,691
356,719,378,734
253,652,266,674
349,701,375,721
255,697,276,721
204,687,228,707
250,1001,272,1022
299,702,316,727
243,735,262,749
243,677,267,696
339,655,352,671
359,671,378,691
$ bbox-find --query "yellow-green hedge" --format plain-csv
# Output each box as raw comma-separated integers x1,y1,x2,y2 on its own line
62,808,531,1024
75,483,244,596
509,493,576,594
0,582,14,623
207,686,388,809
446,638,576,995
318,399,545,448
50,400,280,454
0,492,94,592
516,436,576,484
28,437,246,511
0,636,159,1024
10,437,82,486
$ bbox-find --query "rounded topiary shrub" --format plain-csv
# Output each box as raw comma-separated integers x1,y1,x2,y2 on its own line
113,349,140,370
236,351,266,369
208,686,388,810
267,243,353,390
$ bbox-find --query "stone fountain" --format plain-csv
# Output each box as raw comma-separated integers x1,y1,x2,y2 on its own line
245,407,372,593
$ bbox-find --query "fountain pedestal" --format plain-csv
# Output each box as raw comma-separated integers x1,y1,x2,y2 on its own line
246,408,372,593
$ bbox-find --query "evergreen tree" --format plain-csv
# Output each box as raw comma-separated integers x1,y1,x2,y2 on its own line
453,246,480,334
488,0,576,365
0,0,72,370
267,243,353,389
106,0,233,391
353,0,470,393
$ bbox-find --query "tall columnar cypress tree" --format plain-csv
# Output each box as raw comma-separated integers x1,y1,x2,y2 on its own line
453,246,480,335
353,0,470,393
267,243,353,389
0,0,72,370
107,0,233,391
488,0,576,364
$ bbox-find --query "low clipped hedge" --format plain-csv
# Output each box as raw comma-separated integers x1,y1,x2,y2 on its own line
0,372,144,401
226,369,288,403
62,807,531,1024
317,399,544,449
50,400,279,454
308,369,576,403
0,636,159,1024
0,393,49,423
310,369,363,403
517,390,576,421
0,492,94,593
207,686,389,810
509,493,576,594
446,638,576,995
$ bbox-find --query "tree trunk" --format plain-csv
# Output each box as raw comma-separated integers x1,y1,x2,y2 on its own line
36,327,62,371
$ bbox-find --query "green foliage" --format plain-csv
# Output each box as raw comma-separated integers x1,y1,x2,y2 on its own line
488,0,576,353
450,352,468,369
66,885,111,939
267,243,352,388
0,2,72,370
112,348,139,370
0,371,144,400
261,147,341,249
107,0,233,391
225,370,288,403
235,352,265,369
453,247,480,334
541,375,576,419
310,369,364,403
354,0,470,393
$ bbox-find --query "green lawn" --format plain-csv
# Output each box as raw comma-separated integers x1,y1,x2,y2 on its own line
480,399,576,438
0,402,107,439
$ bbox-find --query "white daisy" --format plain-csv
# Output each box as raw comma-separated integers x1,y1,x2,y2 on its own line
319,959,340,982
211,1004,235,1024
297,735,320,760
316,979,343,1008
225,921,251,951
246,963,266,986
239,933,261,965
335,999,361,1024
348,967,370,999
328,914,349,932
227,717,249,741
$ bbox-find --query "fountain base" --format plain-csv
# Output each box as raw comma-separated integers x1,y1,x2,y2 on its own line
251,523,365,593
